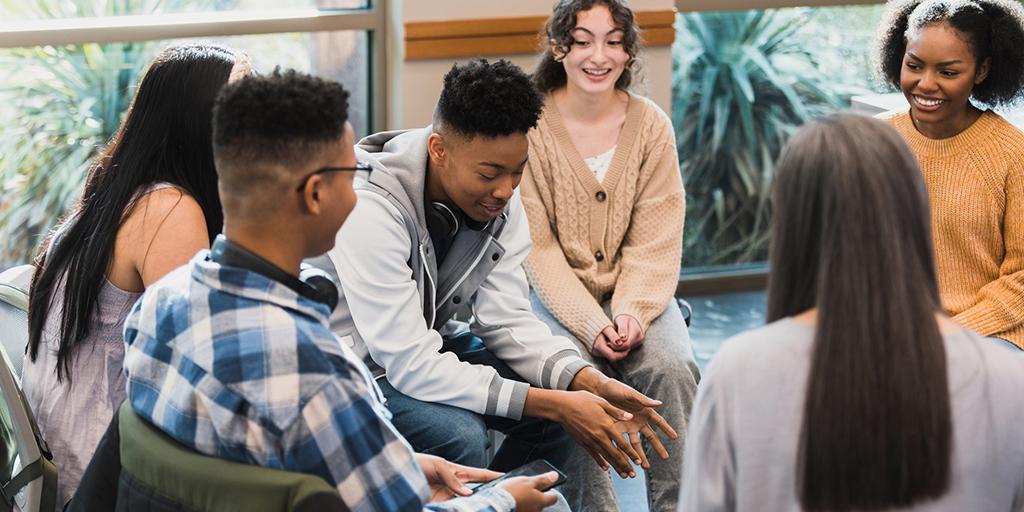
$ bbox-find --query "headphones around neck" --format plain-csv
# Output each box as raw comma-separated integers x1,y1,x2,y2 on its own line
427,202,491,240
209,235,339,312
427,202,460,239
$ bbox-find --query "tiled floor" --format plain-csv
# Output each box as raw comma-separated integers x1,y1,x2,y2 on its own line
608,290,766,511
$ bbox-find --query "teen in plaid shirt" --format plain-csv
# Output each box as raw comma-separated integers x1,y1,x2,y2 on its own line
122,70,563,512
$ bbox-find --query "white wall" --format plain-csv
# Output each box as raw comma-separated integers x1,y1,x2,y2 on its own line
394,0,676,129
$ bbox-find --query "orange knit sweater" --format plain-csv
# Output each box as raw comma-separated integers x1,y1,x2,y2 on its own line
887,110,1024,348
522,94,685,347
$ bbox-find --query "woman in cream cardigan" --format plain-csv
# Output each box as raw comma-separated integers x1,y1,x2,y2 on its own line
522,1,700,510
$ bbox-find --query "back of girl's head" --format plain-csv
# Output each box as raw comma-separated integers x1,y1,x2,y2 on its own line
533,0,641,93
28,43,237,381
875,0,1024,106
768,113,951,511
90,43,237,239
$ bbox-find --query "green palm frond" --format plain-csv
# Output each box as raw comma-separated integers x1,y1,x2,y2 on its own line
674,9,847,266
0,0,224,266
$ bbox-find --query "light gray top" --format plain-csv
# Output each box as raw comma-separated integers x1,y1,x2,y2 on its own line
22,278,138,508
679,318,1024,512
21,182,172,508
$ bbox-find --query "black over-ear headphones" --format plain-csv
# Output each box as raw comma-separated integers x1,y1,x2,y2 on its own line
427,202,460,239
209,235,339,312
426,202,490,238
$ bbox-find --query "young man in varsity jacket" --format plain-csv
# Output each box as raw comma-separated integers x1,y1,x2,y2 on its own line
314,60,677,495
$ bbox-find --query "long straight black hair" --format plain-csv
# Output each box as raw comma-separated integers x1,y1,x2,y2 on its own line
27,44,236,381
767,113,952,510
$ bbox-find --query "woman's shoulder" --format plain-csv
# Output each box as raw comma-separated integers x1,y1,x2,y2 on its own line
706,318,814,379
629,93,672,124
875,108,911,129
127,184,201,223
982,111,1024,152
626,93,675,144
119,183,205,245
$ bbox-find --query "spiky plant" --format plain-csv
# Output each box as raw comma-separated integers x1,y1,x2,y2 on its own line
0,0,222,267
673,9,846,266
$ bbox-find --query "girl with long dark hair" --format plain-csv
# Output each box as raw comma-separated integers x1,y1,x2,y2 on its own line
679,113,1024,511
876,0,1024,349
522,1,700,509
22,43,248,507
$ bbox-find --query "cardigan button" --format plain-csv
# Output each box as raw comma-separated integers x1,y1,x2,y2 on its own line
595,250,605,262
453,296,462,305
595,191,606,202
491,253,500,261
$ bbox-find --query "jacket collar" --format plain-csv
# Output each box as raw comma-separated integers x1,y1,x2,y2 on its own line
189,251,332,325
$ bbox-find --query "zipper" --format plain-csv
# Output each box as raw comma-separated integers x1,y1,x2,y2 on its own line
419,243,437,328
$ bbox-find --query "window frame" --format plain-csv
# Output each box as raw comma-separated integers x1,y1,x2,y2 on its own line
0,3,391,132
676,0,882,12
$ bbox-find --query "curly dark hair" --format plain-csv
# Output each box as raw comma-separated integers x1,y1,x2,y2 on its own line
213,68,350,175
875,0,1024,106
532,0,642,93
434,59,543,137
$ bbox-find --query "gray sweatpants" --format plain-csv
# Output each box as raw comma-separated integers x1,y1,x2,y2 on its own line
530,294,701,512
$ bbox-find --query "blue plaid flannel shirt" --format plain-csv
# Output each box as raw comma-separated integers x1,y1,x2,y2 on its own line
122,252,514,512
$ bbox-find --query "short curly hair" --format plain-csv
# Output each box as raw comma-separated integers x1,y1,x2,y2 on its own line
433,59,544,138
533,0,643,93
213,69,350,216
874,0,1024,107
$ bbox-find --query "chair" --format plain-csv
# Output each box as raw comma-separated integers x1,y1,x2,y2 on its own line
116,403,347,512
676,297,693,327
0,265,33,378
0,308,57,512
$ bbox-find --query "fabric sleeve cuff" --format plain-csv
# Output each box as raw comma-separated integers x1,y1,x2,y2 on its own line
582,315,613,352
487,377,530,420
482,488,517,512
557,357,593,391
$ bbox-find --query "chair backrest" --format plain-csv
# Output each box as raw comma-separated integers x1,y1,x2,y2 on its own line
0,299,57,512
117,403,347,512
0,265,33,378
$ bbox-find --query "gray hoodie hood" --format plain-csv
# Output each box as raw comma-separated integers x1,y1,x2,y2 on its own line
354,127,434,234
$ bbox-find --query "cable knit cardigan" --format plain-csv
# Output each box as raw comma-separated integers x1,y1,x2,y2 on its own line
521,93,685,348
886,110,1024,348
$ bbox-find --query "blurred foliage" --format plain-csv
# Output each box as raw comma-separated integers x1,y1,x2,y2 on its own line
674,7,883,267
0,0,224,267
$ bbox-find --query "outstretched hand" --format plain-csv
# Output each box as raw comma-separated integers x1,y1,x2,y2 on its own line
595,378,678,467
553,390,644,478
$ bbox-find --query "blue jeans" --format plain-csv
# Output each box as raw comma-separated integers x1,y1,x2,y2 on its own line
378,334,573,472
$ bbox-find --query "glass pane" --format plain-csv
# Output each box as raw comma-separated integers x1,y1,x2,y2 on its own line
0,30,370,267
0,0,369,22
673,5,886,270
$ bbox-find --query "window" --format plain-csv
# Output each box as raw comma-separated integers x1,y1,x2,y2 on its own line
0,1,382,268
674,4,887,271
673,4,887,365
0,0,370,21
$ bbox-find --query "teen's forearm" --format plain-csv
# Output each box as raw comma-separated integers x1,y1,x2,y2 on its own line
523,387,571,421
567,366,608,395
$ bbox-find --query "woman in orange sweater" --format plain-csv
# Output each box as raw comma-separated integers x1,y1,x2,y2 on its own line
522,1,701,510
875,0,1024,349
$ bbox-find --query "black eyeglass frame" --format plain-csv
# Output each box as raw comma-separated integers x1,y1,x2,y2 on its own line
295,162,373,192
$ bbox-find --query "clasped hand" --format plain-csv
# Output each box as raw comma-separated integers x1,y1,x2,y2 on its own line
590,315,643,362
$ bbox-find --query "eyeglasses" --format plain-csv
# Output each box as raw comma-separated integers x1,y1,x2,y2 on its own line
295,161,373,192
